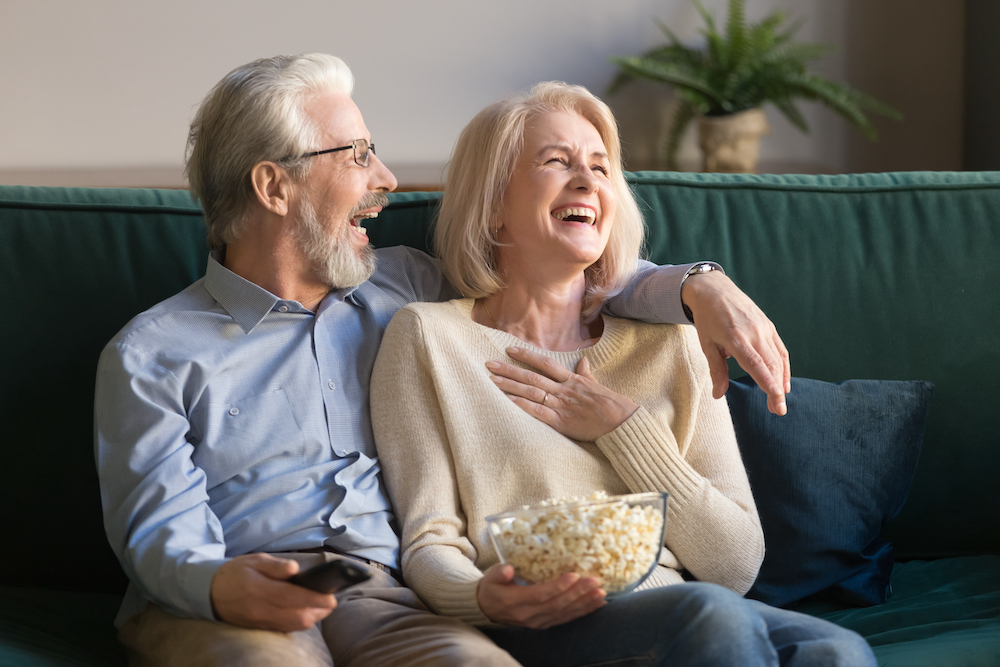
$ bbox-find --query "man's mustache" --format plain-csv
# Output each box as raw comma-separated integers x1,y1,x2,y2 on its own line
350,192,390,218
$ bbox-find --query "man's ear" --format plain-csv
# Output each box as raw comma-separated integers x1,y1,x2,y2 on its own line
250,161,293,216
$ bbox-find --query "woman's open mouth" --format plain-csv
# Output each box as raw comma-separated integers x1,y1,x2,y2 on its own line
552,206,597,225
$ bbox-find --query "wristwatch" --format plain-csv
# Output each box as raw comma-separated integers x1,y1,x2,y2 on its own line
681,262,721,323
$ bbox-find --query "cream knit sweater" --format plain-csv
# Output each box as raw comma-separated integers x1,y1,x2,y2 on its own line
371,298,764,625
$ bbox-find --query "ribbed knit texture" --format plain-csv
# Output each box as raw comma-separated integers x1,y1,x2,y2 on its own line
371,298,763,625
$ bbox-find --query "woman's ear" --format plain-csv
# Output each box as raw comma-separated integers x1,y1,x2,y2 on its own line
250,161,292,217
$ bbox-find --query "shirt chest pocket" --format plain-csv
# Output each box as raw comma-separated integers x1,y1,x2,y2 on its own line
189,389,305,487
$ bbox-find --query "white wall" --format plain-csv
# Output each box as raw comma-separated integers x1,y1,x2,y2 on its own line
0,0,963,186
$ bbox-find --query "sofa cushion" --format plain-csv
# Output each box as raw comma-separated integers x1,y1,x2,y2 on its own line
726,376,933,607
800,555,1000,667
0,587,126,666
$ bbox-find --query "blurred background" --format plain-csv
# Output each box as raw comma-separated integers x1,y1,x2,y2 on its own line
0,0,995,189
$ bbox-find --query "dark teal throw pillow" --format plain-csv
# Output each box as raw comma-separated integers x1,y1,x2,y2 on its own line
726,376,933,608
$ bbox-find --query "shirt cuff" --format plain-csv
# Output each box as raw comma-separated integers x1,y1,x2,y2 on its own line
679,262,725,323
182,558,230,622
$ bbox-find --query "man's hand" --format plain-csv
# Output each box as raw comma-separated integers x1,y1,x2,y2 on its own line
682,270,790,415
210,553,336,632
476,563,606,629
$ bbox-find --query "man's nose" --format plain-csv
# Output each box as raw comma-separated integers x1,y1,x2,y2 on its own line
370,153,398,193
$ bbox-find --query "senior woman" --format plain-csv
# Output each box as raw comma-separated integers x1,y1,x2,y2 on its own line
371,82,875,667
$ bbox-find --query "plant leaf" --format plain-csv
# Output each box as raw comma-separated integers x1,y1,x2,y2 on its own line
772,98,810,133
607,0,902,159
653,17,684,47
609,56,727,110
726,0,748,73
665,101,698,169
782,74,901,139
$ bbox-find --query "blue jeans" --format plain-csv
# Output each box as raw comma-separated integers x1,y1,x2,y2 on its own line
479,582,876,667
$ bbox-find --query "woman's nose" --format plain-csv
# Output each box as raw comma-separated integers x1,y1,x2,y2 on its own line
571,165,599,192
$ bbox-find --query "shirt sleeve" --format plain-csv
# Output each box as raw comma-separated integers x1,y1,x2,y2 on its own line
370,307,491,625
375,249,720,323
371,246,462,306
94,341,227,622
602,260,722,324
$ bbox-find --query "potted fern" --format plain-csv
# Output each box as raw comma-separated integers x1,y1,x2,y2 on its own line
609,0,901,172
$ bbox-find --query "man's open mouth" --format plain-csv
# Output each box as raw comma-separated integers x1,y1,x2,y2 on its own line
349,192,390,233
350,209,381,236
351,210,380,233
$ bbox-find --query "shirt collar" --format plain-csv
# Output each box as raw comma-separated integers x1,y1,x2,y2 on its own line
204,254,367,332
338,283,363,302
314,284,366,314
204,253,286,334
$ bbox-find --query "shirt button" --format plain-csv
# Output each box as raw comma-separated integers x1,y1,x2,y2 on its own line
328,380,336,390
278,305,289,313
229,407,240,416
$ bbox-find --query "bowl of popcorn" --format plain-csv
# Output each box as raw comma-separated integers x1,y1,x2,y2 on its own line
485,490,668,598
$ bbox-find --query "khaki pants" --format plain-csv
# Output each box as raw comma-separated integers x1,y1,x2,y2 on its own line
118,553,518,667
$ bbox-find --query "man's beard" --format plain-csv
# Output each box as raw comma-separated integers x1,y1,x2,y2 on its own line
294,193,383,289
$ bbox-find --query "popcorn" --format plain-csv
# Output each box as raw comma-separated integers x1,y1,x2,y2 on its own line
486,491,666,594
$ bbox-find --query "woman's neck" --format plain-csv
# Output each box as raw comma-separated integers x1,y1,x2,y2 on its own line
474,274,601,352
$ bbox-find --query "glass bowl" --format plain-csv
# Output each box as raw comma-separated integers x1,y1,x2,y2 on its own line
485,491,668,599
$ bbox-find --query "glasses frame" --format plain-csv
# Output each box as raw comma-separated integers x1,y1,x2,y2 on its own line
297,138,375,167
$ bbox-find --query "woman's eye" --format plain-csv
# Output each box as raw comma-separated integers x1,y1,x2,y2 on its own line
592,165,609,176
546,157,568,166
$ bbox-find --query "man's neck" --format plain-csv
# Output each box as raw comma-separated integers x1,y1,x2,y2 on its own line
223,231,330,313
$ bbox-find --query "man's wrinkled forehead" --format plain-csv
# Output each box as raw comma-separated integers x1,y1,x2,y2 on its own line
302,89,370,147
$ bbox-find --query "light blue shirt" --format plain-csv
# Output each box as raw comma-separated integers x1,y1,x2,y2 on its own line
95,246,697,625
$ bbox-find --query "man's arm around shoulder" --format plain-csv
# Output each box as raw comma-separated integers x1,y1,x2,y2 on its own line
602,260,790,415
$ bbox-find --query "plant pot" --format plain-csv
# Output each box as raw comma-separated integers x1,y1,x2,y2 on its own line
698,108,771,173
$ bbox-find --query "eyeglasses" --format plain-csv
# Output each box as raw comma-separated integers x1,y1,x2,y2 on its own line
298,138,375,167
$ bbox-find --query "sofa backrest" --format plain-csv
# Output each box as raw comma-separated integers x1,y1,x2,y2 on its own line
376,173,1000,562
1,186,207,592
2,172,998,593
621,171,1000,561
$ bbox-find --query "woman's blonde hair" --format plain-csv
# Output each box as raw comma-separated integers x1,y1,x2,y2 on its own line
433,81,645,318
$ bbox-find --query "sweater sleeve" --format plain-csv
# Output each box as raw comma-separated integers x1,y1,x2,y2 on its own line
594,327,764,595
370,307,492,624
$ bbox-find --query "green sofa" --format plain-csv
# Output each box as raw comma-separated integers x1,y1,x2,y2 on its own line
2,171,998,666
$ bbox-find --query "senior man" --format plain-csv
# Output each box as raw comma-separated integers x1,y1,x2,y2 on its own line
95,53,789,666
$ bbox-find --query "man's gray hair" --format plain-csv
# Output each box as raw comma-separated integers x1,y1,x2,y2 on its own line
185,53,354,252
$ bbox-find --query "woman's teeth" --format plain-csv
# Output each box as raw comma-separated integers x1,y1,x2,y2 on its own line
553,207,596,224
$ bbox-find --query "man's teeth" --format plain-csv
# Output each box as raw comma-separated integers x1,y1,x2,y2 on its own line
554,207,596,224
352,211,378,233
